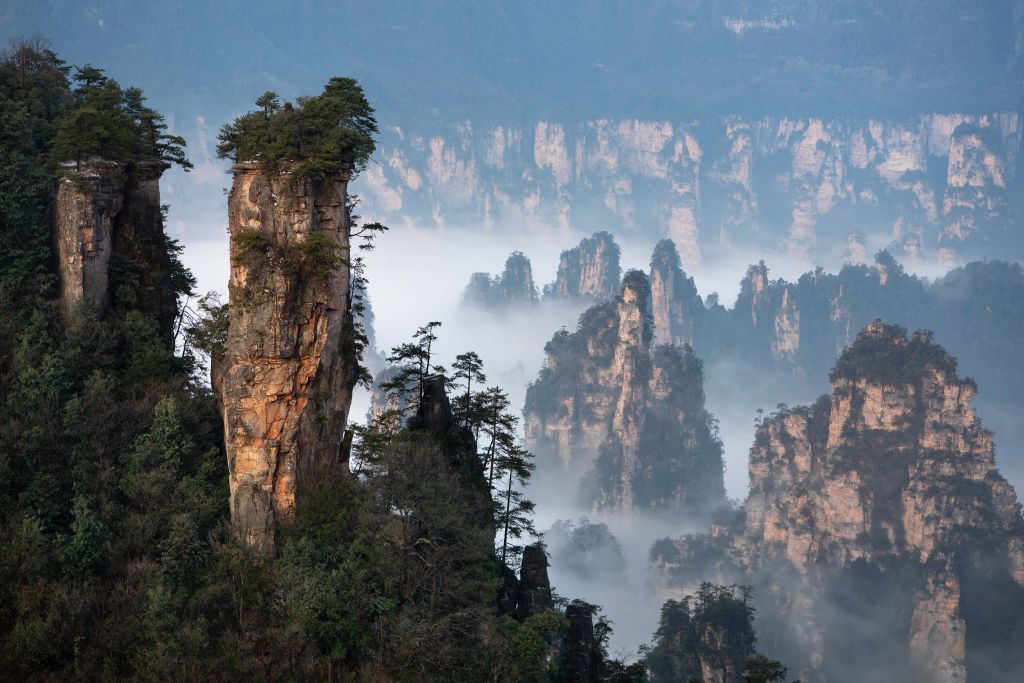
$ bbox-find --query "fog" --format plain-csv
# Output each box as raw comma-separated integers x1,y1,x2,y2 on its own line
174,193,1022,660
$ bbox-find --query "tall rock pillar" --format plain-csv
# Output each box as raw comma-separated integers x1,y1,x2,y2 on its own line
221,162,357,553
54,159,126,320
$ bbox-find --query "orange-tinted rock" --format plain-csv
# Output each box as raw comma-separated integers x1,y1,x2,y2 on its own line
219,163,357,553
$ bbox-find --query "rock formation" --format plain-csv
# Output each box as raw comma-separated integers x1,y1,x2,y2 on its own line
515,544,555,621
462,251,538,308
219,163,358,553
649,239,701,347
362,114,1022,263
645,585,759,683
556,600,599,682
546,231,621,301
55,158,177,338
653,322,1024,681
525,270,725,514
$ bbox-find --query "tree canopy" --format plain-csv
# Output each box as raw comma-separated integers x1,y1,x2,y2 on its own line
216,77,378,180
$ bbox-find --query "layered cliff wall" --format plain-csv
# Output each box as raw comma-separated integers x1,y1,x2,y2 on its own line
55,158,177,338
654,322,1024,681
220,163,357,553
362,114,1021,263
524,271,725,514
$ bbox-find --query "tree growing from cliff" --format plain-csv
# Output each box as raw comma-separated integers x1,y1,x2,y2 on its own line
380,321,445,413
215,77,377,180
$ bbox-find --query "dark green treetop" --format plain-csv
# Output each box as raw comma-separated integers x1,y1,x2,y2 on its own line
50,65,191,170
216,77,378,180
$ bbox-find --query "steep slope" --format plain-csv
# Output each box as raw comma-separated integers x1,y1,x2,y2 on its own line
654,322,1024,682
525,270,724,514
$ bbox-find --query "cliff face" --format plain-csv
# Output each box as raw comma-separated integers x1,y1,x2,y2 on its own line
649,239,701,347
219,163,357,553
525,271,724,514
55,160,125,320
363,114,1022,264
655,322,1024,681
55,158,178,339
546,231,621,301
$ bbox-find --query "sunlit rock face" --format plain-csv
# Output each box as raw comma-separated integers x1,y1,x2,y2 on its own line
219,163,357,554
524,271,725,516
363,114,1021,263
55,158,177,339
654,322,1024,682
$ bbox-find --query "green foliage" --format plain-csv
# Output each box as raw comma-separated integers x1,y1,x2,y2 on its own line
646,584,762,683
829,321,958,385
742,654,788,682
50,64,191,170
232,227,347,293
216,78,378,180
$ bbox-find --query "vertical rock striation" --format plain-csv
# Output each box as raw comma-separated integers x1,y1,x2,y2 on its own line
220,163,357,553
54,158,177,339
55,159,126,320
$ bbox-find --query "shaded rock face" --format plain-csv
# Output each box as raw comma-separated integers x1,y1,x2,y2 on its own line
364,114,1022,263
219,164,357,553
557,600,599,682
55,158,177,337
655,322,1024,682
525,270,725,515
646,589,756,683
516,544,555,621
546,231,621,301
462,250,538,308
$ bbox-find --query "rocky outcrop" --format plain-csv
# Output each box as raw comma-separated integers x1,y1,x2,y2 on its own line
463,251,538,308
646,586,758,683
546,232,621,302
55,158,177,337
219,163,357,553
515,544,554,621
363,114,1022,263
525,270,725,515
654,322,1024,681
649,239,702,347
114,159,179,339
55,160,125,320
556,600,599,682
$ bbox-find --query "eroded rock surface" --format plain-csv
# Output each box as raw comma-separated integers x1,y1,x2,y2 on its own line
220,163,357,553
